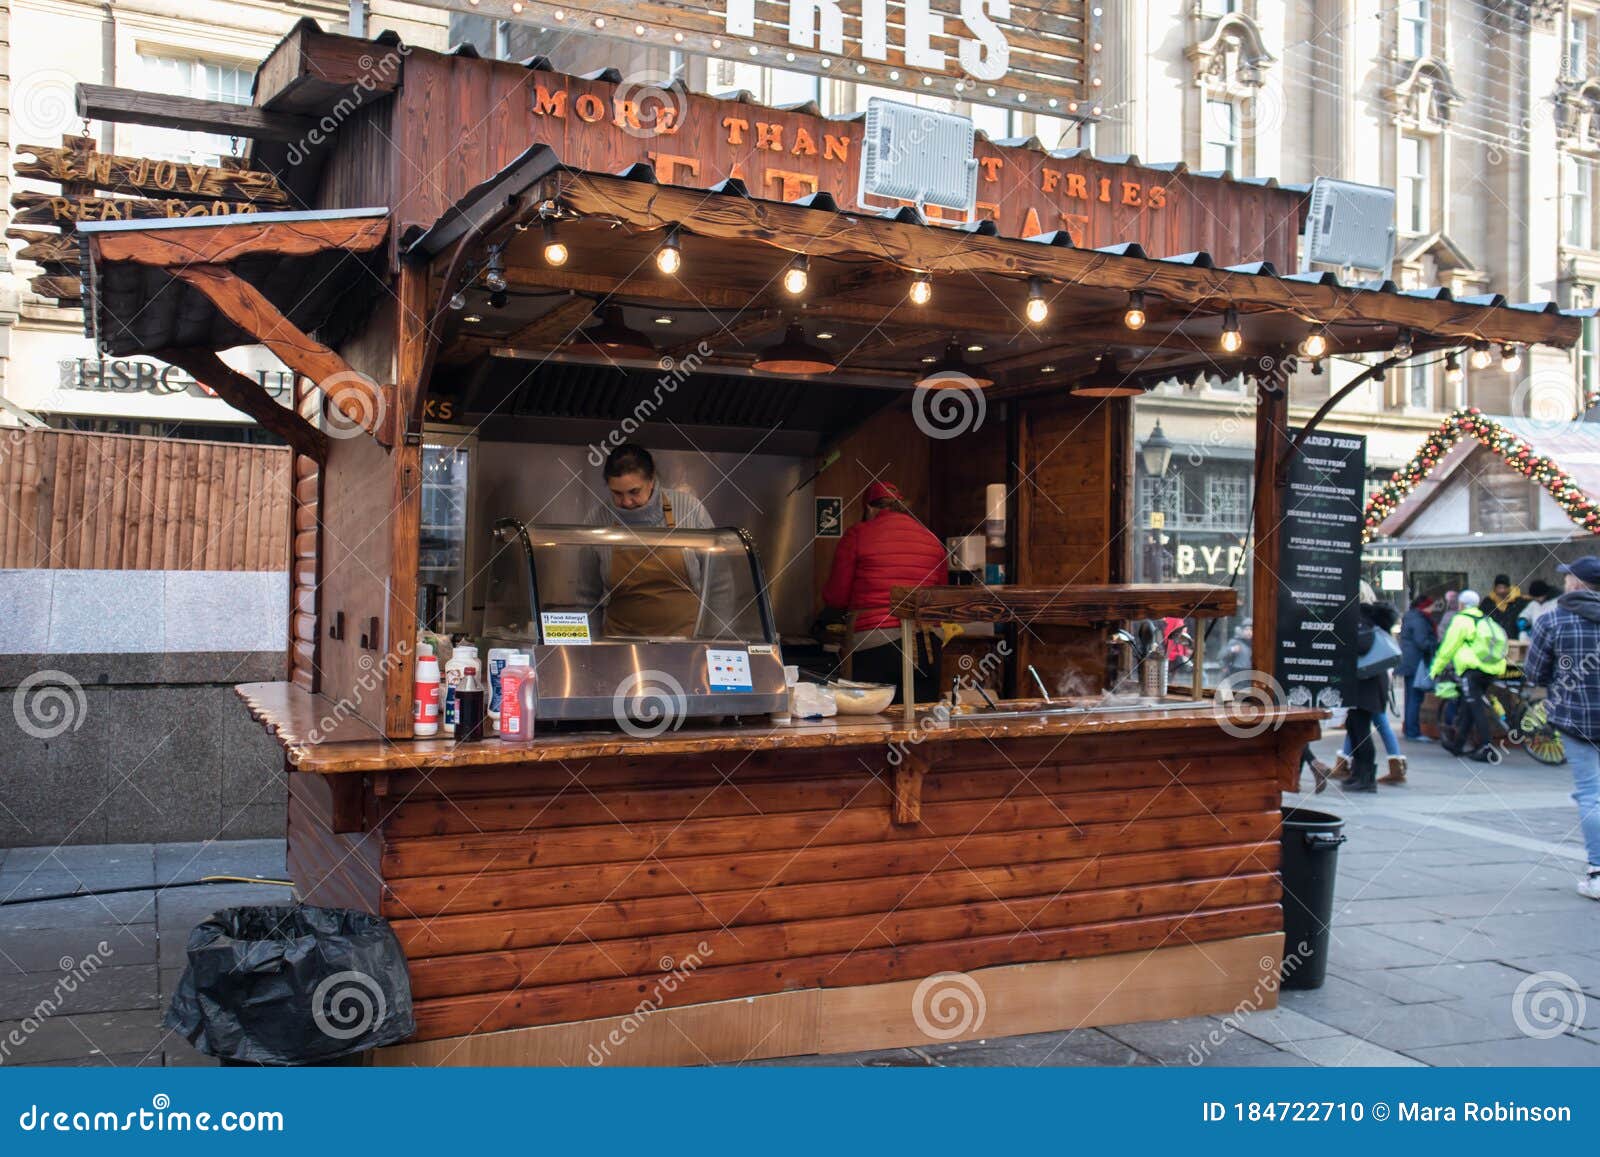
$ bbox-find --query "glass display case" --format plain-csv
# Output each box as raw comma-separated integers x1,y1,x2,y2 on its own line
483,519,786,722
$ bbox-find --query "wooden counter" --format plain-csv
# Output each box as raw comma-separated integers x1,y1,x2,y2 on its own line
241,681,1321,1066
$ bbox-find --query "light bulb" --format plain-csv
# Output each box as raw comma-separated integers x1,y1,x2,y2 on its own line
1124,291,1146,330
542,221,568,266
656,231,681,275
1220,307,1242,354
1394,329,1414,360
1500,345,1522,374
484,268,507,293
1025,277,1048,325
1445,352,1463,386
909,273,932,305
448,290,467,311
782,255,809,296
1301,328,1328,359
1470,343,1492,370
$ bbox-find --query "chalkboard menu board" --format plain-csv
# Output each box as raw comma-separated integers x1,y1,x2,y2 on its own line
1275,430,1366,710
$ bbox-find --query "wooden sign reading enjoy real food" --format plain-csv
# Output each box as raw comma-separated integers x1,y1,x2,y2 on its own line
8,136,288,304
14,143,288,205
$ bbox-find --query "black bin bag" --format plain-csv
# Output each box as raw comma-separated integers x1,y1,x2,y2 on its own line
164,905,415,1065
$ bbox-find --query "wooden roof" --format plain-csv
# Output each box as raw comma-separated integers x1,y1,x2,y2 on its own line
413,149,1581,403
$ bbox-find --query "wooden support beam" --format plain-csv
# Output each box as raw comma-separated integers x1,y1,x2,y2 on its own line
168,264,390,445
76,83,317,143
89,214,388,268
1251,355,1293,696
155,348,328,462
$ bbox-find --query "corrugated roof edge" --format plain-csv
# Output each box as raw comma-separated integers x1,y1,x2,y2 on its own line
392,144,1582,324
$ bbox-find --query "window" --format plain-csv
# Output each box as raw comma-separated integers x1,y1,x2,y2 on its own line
1205,475,1251,527
768,68,820,106
1202,99,1238,172
131,52,252,163
1405,360,1434,410
1567,154,1595,249
1580,314,1598,403
970,104,1015,141
1399,0,1430,60
1471,469,1536,535
1398,134,1431,234
1571,16,1592,76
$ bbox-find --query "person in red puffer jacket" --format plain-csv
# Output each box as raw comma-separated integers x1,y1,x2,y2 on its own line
821,481,949,703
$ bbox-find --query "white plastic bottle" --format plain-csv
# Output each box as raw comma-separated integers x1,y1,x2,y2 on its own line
412,645,441,737
442,644,480,737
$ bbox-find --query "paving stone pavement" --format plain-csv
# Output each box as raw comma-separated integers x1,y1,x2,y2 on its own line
2,728,1598,1067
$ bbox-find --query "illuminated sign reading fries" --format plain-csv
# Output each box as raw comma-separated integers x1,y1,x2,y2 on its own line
419,0,1100,114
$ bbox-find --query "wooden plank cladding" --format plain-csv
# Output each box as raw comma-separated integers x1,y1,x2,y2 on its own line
891,582,1239,626
0,428,290,570
381,44,1306,270
285,723,1303,1045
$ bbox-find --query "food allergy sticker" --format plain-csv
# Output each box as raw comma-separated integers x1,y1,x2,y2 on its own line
706,648,754,692
540,612,592,645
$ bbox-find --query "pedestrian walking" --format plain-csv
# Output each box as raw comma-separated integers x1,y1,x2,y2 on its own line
1340,598,1401,794
1519,557,1600,900
1428,589,1509,761
1400,593,1437,742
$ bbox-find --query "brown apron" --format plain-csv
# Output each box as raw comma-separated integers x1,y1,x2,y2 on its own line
603,494,701,637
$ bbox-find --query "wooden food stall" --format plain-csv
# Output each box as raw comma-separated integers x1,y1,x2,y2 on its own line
49,21,1582,1064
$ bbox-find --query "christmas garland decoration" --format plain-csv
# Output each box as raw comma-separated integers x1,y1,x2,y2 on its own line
1362,405,1600,542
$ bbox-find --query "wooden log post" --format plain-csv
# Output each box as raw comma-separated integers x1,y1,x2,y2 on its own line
1250,353,1293,695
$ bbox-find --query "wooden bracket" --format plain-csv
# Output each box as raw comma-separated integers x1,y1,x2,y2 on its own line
155,347,328,462
167,263,392,446
891,749,932,826
90,213,387,267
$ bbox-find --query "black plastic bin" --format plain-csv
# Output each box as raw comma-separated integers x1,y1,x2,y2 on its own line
164,905,415,1066
1278,807,1347,990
